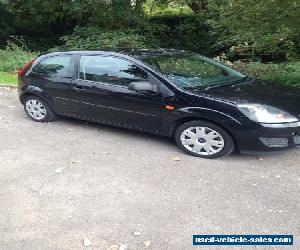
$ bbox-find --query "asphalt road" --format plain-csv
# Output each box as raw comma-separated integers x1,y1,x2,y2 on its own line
0,87,299,250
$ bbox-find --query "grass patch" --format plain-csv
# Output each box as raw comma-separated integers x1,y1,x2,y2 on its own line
0,72,17,85
0,43,298,89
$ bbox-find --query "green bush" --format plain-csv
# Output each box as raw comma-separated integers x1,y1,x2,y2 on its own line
147,15,213,55
224,30,297,62
0,41,37,73
233,61,300,87
207,0,299,62
58,26,153,50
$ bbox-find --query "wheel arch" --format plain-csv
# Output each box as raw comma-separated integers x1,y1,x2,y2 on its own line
20,87,53,106
170,116,239,151
20,91,56,114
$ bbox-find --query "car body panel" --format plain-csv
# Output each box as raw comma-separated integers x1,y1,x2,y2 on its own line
191,79,300,117
66,78,164,132
18,49,300,154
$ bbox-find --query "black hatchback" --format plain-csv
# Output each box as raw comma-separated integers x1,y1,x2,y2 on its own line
18,49,300,158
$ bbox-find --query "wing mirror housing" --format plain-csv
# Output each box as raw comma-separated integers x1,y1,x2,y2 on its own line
128,81,158,94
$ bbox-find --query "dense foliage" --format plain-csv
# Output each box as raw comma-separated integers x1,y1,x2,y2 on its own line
234,61,300,87
207,0,299,61
0,0,299,86
0,0,298,62
0,41,37,72
58,27,150,50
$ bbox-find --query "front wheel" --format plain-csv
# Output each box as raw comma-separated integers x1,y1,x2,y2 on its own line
175,120,234,158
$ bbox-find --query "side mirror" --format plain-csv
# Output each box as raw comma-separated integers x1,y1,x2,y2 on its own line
128,81,158,94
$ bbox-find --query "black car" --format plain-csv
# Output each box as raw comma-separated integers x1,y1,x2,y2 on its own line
18,49,300,158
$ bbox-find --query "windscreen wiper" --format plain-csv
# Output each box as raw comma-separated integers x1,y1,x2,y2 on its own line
204,76,255,90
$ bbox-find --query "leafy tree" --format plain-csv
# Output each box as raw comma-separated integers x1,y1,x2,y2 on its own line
58,26,151,49
0,0,298,61
206,0,299,61
0,1,15,47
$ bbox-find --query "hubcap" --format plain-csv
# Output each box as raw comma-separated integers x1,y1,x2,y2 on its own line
180,126,225,156
25,99,47,120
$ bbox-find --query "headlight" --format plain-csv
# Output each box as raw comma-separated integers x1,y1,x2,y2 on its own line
238,104,298,123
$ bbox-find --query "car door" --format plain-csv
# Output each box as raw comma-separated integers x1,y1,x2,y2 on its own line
29,54,76,115
68,54,164,132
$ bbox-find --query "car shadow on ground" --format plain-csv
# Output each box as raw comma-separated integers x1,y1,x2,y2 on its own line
57,116,176,146
53,116,295,161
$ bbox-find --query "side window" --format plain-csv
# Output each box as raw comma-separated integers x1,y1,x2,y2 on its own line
79,55,148,87
33,55,72,77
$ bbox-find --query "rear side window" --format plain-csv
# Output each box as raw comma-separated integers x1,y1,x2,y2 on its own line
79,55,148,87
33,55,72,77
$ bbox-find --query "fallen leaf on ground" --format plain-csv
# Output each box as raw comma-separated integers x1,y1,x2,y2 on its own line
119,244,127,250
171,156,181,161
107,244,119,250
83,237,92,247
55,168,64,173
144,240,151,248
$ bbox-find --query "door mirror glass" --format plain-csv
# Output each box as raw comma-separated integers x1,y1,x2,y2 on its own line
128,81,158,93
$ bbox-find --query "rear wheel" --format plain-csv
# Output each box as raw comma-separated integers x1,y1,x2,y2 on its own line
24,96,57,122
175,120,234,158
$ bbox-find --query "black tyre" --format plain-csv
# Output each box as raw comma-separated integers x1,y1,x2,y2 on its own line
24,96,57,122
175,120,234,158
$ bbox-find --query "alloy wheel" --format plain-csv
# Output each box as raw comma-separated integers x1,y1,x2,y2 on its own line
25,99,47,120
180,126,225,156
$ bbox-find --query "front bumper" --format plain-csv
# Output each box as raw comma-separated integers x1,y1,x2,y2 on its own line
234,121,300,154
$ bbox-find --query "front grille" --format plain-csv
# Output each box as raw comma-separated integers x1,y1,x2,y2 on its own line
259,137,289,148
294,136,300,145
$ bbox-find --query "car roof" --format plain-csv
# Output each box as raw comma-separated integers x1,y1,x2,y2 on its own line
46,48,187,59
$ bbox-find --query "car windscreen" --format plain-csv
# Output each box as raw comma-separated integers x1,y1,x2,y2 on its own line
141,52,245,90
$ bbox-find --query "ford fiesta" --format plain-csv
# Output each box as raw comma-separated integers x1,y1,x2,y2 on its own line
18,49,300,158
